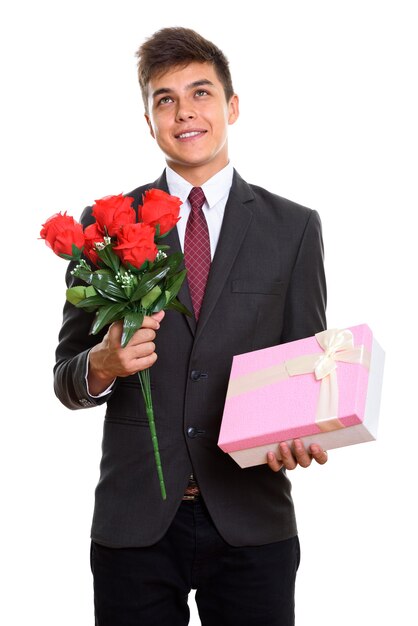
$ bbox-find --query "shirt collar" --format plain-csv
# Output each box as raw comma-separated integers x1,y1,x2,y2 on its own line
165,162,234,209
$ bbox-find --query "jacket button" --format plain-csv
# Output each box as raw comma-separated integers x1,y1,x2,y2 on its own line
191,370,201,381
187,427,198,438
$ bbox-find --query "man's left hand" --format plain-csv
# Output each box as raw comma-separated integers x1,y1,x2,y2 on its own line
267,439,328,472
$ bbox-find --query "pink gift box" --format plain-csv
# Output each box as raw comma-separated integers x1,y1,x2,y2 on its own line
218,324,385,468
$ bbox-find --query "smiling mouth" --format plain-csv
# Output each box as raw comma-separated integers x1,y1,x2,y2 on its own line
175,130,207,140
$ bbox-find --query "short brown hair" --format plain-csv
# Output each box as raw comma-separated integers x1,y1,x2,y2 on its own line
136,27,234,112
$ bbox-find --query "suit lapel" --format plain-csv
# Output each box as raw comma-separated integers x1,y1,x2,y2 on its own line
195,171,254,342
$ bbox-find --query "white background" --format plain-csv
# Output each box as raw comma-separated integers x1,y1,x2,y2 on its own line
1,1,417,624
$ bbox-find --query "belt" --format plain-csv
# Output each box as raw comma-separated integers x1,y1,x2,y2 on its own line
182,473,200,501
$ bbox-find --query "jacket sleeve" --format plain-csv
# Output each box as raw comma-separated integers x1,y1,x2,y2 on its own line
281,209,327,342
53,206,111,410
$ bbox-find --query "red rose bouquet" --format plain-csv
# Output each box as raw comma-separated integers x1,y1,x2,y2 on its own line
40,190,191,500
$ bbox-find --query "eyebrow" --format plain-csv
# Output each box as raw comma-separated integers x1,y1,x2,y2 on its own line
151,79,215,100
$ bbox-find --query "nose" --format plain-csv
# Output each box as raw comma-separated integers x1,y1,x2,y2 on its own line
175,98,196,122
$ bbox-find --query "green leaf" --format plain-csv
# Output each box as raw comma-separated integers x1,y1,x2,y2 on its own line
72,243,83,258
147,255,167,271
71,267,93,282
90,270,128,302
167,297,193,317
164,270,187,303
85,285,97,298
75,294,110,311
141,285,162,309
59,253,77,261
90,302,127,335
149,292,167,313
58,244,83,262
121,310,145,347
151,251,182,273
66,286,90,306
130,265,172,302
164,252,183,275
97,245,121,273
155,226,175,239
125,260,149,275
74,268,127,302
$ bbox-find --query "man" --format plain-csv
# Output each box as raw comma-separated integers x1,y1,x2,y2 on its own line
54,27,327,625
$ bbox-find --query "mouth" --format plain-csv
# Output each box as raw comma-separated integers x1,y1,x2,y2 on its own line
175,130,207,140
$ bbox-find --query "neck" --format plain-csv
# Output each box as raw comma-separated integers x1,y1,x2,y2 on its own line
166,158,229,187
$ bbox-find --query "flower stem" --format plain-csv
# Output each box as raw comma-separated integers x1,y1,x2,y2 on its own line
138,368,167,500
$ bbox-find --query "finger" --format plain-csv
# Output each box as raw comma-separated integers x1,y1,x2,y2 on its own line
132,340,156,360
292,439,313,468
141,311,165,330
310,444,328,465
107,315,162,350
129,327,157,347
279,442,298,470
151,310,165,323
121,345,158,376
133,350,158,370
267,451,284,472
107,319,123,344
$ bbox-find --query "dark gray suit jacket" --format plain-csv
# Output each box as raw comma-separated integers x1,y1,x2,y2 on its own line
54,170,326,548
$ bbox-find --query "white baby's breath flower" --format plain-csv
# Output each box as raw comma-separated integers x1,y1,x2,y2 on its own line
156,250,167,262
94,236,112,251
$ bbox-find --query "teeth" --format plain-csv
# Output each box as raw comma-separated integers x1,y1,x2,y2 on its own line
178,131,203,138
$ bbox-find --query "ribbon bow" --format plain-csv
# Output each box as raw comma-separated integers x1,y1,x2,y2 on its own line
285,328,369,431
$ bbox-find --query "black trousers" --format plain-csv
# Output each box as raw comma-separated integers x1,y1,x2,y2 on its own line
90,497,300,626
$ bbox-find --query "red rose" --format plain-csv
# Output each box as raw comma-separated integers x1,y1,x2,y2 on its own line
113,223,158,269
139,188,181,236
83,222,105,267
92,194,136,237
40,212,85,258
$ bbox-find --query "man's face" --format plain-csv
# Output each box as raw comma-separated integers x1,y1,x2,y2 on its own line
145,61,239,183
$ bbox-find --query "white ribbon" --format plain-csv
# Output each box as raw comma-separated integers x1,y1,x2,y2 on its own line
285,328,369,431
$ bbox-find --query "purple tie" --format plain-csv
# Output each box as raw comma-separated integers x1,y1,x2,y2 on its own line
184,187,211,319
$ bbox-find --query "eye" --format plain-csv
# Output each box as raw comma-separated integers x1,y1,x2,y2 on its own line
195,89,209,97
158,96,173,105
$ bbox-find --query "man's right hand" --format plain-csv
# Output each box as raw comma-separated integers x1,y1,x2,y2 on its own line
87,310,165,395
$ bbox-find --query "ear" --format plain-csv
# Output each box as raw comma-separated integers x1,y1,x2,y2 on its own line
227,94,239,126
144,113,156,139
